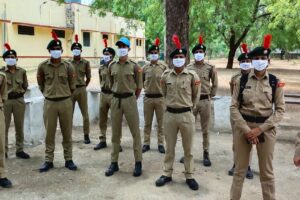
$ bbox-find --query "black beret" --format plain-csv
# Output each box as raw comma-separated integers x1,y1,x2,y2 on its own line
169,48,187,58
148,45,160,53
103,47,116,56
2,50,17,59
71,42,82,50
47,39,62,50
192,44,207,53
237,53,251,61
248,46,271,58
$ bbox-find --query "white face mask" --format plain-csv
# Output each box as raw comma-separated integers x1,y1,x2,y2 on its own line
50,50,62,59
194,53,205,61
252,60,268,71
149,54,159,61
72,49,81,57
5,58,17,66
172,58,186,68
239,62,252,70
103,55,111,63
118,48,128,57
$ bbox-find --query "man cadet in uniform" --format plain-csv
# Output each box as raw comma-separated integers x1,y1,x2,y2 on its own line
37,31,77,172
294,132,300,167
155,35,201,190
105,37,143,177
69,34,91,144
230,34,285,200
0,56,12,188
1,43,30,159
181,36,217,166
94,38,123,151
228,43,253,179
142,38,167,154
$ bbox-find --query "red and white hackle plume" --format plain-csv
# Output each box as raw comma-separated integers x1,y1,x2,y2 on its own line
103,38,108,48
172,34,181,49
51,31,58,41
263,34,272,49
4,43,11,51
75,34,79,43
154,37,160,47
199,35,203,45
241,43,248,54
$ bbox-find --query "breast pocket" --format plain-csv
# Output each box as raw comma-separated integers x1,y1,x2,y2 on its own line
124,70,135,84
16,78,23,86
58,72,68,84
166,80,175,93
181,80,192,96
79,67,86,77
242,88,254,105
44,72,54,85
7,79,12,86
201,71,210,81
263,88,272,102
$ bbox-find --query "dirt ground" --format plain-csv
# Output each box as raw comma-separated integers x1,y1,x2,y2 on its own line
1,58,299,199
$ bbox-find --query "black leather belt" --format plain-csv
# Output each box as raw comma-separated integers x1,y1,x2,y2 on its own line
145,93,163,98
76,85,86,88
113,92,134,108
45,96,70,102
101,88,112,94
8,92,24,99
242,114,269,123
200,95,209,100
166,106,191,114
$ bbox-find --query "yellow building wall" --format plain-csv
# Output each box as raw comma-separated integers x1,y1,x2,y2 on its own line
0,0,145,67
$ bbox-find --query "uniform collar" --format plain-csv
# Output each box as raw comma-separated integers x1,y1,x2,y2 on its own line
71,58,83,63
171,67,189,75
47,59,62,66
249,69,269,80
5,66,19,72
194,61,205,67
117,59,130,64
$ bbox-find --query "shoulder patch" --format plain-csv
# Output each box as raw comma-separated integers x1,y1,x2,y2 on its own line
277,81,285,88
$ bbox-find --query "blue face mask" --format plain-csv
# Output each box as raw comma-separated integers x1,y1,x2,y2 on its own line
50,50,62,59
5,58,17,66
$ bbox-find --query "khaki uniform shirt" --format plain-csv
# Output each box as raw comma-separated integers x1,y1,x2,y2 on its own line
0,72,7,107
109,59,143,94
187,62,218,97
230,70,285,134
99,63,111,90
295,132,300,158
143,61,167,94
69,58,91,86
161,68,201,108
1,66,28,94
230,72,242,95
37,59,76,98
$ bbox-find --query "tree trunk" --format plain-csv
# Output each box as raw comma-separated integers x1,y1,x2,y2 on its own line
165,0,190,64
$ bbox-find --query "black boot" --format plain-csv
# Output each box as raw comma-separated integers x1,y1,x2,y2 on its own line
65,160,77,171
228,164,235,176
203,151,211,167
158,145,165,154
94,141,107,150
16,151,30,159
246,166,254,179
179,156,184,163
84,135,91,144
0,177,12,188
186,179,199,190
142,145,150,153
39,162,54,173
155,175,172,187
105,162,119,176
133,162,142,177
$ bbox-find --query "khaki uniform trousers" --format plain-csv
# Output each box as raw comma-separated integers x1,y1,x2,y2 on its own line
143,96,165,146
163,111,195,179
0,109,5,178
193,99,211,151
72,87,90,135
230,118,252,164
110,95,142,162
230,122,276,200
4,98,25,153
44,98,73,162
99,93,113,142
